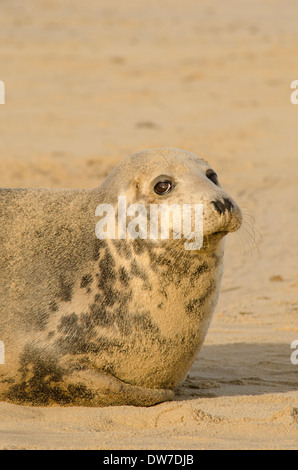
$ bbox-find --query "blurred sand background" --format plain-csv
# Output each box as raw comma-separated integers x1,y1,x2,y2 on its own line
0,0,297,450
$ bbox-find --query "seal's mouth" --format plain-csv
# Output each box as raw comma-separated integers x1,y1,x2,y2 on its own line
208,230,229,239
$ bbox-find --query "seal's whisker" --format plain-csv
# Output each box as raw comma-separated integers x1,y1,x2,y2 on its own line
230,208,261,257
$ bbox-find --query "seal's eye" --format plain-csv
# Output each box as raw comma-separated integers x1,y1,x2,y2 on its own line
206,169,219,186
154,180,173,195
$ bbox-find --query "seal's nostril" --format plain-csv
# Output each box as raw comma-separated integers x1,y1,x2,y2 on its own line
223,198,234,212
211,200,226,215
212,198,234,215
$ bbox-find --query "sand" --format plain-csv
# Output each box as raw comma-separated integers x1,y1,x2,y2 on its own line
0,0,297,450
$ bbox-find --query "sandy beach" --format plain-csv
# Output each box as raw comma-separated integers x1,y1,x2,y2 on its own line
0,0,297,450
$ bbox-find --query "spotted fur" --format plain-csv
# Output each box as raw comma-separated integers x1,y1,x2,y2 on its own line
0,148,242,406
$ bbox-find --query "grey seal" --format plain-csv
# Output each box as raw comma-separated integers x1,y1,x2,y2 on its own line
0,148,242,406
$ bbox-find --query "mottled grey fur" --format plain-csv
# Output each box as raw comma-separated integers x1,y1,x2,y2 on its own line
0,148,242,406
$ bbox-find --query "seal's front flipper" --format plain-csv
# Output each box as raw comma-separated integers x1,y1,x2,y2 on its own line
66,369,175,407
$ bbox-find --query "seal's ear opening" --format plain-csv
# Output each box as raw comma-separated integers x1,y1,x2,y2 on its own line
135,180,139,190
133,177,141,197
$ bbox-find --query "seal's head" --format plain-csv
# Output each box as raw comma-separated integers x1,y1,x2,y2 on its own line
99,147,242,246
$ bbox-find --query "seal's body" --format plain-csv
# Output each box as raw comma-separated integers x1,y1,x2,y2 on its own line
0,148,242,406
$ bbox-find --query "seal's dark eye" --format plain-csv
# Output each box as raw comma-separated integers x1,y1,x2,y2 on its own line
206,169,219,186
154,180,173,195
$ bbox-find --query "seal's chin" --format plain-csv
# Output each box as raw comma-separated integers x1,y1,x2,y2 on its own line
202,223,241,249
206,230,229,241
214,230,229,236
